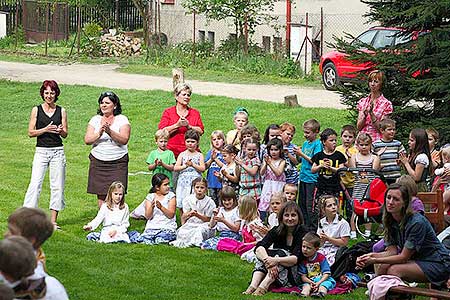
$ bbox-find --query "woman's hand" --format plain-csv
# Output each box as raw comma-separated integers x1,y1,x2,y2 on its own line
45,121,60,134
263,256,279,269
356,253,375,269
176,117,189,128
268,266,279,279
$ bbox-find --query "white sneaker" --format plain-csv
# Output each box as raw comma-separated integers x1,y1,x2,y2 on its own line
350,231,357,240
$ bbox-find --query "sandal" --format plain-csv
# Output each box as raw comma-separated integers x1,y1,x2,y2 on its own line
242,286,256,295
252,287,267,296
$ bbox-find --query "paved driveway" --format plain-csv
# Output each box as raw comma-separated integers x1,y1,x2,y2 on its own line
0,61,344,109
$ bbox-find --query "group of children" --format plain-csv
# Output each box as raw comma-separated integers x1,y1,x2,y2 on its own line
4,105,447,298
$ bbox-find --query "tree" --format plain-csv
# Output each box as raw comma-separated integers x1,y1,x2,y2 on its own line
335,0,450,144
182,0,275,48
129,0,153,46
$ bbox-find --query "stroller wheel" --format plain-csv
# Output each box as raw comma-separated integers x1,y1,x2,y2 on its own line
355,215,384,240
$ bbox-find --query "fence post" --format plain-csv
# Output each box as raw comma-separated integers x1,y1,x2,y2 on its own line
44,2,49,56
115,0,119,29
192,10,196,64
320,7,323,57
76,3,81,54
243,14,248,55
14,0,19,51
304,12,308,75
286,0,291,57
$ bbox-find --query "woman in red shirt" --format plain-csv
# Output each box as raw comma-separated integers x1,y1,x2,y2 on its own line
158,83,204,158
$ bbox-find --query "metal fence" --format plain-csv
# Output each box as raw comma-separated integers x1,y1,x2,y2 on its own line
0,0,143,37
0,0,370,56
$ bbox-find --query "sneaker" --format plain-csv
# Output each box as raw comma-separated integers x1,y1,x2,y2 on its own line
350,231,357,239
363,273,376,282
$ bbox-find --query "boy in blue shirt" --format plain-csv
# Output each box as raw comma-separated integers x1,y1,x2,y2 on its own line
295,119,322,230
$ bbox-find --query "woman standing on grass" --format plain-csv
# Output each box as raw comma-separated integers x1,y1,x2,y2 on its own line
356,183,450,288
356,70,393,142
24,80,68,230
158,83,204,158
84,91,131,208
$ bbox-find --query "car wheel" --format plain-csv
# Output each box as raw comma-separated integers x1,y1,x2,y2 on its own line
322,62,340,90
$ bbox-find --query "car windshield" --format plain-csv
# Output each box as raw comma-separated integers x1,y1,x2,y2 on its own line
372,30,398,48
352,30,377,48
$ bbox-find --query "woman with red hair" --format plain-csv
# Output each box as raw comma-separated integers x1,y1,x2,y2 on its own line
23,80,68,230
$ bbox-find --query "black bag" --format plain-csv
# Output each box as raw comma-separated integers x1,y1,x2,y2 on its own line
331,240,376,280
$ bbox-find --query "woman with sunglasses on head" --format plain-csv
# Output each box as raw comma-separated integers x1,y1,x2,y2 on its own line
24,80,68,230
356,70,393,142
158,83,204,159
85,91,131,208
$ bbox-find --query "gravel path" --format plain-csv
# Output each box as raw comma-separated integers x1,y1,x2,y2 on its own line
0,61,344,109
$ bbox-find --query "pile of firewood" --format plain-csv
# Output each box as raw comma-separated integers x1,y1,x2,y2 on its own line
100,33,142,57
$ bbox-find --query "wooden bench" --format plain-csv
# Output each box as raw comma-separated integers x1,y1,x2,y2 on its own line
358,281,450,299
418,189,445,233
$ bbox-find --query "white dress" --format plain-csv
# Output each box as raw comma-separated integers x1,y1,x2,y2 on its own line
175,152,202,208
86,203,130,243
170,194,216,248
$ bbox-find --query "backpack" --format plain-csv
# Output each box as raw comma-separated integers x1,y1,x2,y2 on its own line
331,240,376,280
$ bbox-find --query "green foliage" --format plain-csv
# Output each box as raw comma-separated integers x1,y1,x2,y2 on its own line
0,26,26,49
335,0,450,145
83,22,103,38
182,0,275,48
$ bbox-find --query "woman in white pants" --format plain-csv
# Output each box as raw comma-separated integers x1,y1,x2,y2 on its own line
23,80,68,229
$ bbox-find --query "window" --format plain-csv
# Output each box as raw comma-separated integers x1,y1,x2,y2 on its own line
207,31,215,45
262,36,271,52
273,37,282,53
372,30,396,49
198,30,205,42
352,29,377,48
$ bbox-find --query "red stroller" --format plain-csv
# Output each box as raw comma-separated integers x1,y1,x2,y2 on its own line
338,167,387,239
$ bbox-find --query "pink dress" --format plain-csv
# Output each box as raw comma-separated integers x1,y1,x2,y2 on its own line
259,159,286,212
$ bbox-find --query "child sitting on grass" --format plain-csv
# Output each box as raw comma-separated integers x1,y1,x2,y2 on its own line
201,186,241,250
130,173,177,245
83,181,130,243
216,195,265,262
299,232,336,298
170,178,216,248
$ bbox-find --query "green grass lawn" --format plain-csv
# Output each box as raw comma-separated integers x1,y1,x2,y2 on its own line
0,80,374,300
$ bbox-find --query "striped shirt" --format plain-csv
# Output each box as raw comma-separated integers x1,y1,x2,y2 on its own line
372,139,405,181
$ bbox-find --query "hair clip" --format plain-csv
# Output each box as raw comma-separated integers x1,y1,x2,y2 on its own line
233,107,249,117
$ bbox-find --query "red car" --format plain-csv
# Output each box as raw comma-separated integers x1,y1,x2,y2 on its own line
319,27,416,90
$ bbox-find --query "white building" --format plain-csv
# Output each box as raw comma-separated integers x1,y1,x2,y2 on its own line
158,0,376,55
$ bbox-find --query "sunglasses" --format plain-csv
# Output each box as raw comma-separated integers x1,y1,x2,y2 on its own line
101,91,115,98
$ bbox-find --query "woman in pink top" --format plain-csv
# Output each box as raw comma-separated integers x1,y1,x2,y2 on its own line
158,83,204,158
356,70,393,142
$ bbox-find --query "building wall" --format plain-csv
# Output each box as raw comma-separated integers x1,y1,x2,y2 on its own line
158,0,377,54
